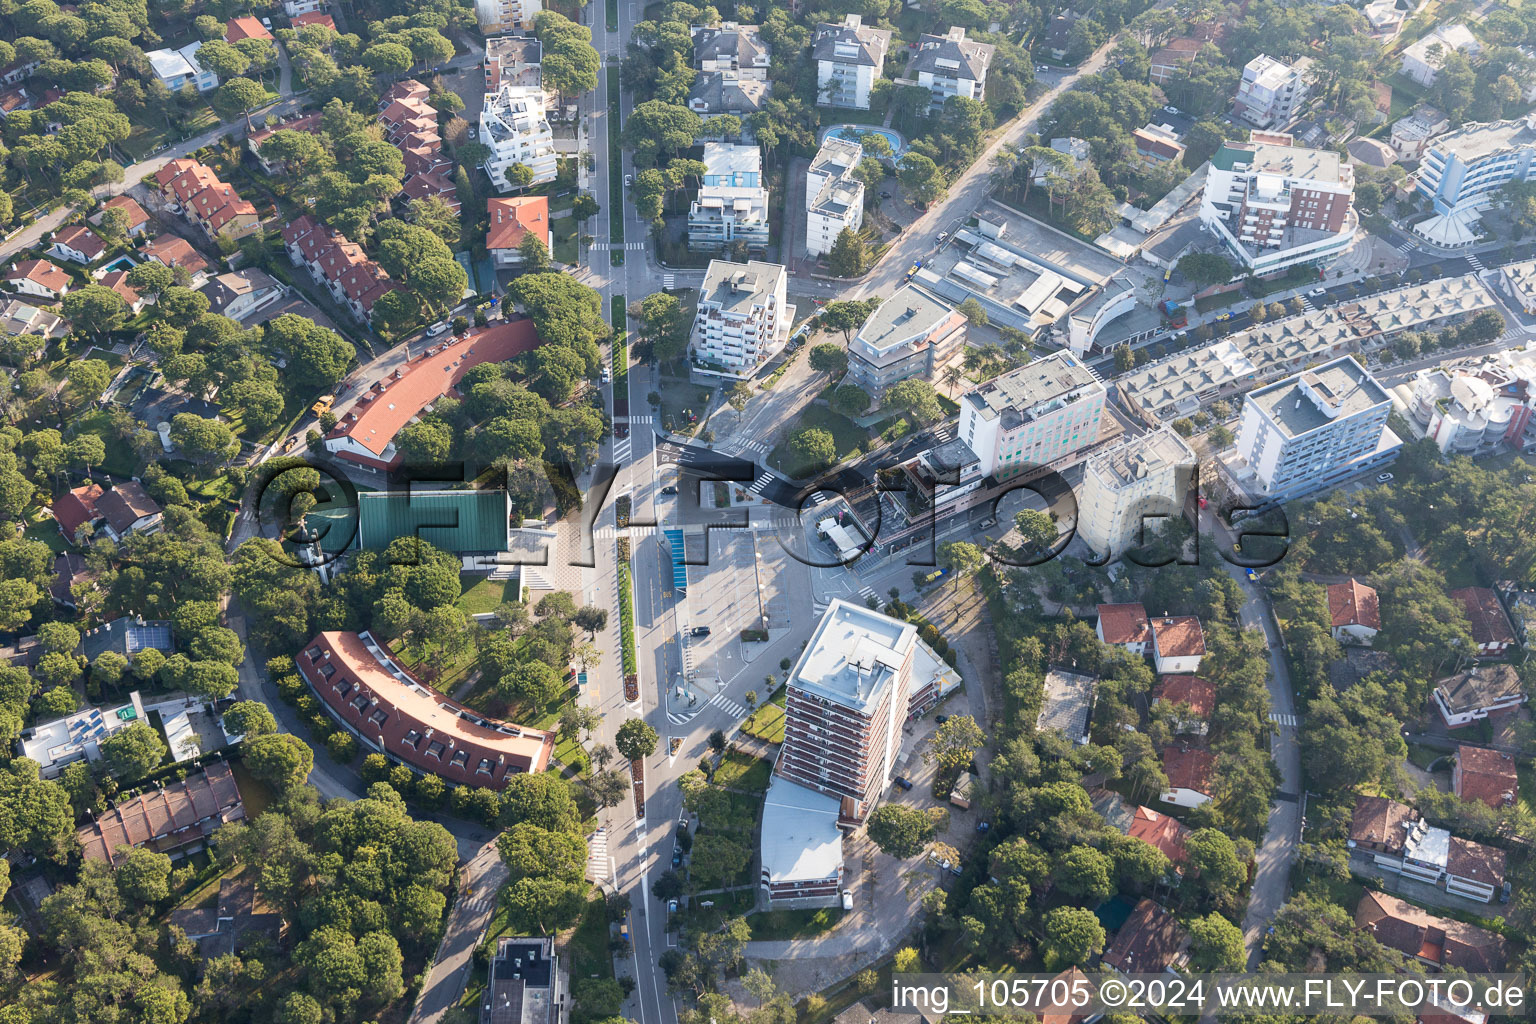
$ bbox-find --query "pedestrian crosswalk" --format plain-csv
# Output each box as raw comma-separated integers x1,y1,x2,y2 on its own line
586,827,610,882
663,273,675,289
1396,239,1417,253
747,472,773,495
1269,712,1298,727
613,434,632,464
1299,296,1316,313
1466,252,1485,273
630,414,653,424
707,691,748,719
596,525,657,539
620,242,646,250
858,584,877,603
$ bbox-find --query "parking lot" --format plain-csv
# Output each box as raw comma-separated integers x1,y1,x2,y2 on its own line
678,530,761,684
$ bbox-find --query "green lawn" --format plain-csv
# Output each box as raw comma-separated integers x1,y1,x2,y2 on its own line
458,576,513,616
122,106,220,161
767,404,867,479
553,212,579,265
23,515,69,554
741,687,786,743
713,751,771,793
568,893,615,981
73,409,142,478
746,906,845,941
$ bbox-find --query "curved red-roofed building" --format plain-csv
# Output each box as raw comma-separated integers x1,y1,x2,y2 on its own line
299,631,555,788
324,320,541,469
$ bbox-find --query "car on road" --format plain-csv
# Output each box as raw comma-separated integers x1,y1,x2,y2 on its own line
667,899,678,914
879,191,892,199
1308,287,1326,297
467,126,477,139
690,626,711,637
425,321,449,336
935,714,949,724
893,776,914,791
1376,473,1394,483
661,484,678,495
624,174,633,187
1245,568,1259,582
671,849,682,868
937,231,948,242
841,890,854,911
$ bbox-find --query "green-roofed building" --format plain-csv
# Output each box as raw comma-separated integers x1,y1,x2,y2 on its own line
357,489,511,553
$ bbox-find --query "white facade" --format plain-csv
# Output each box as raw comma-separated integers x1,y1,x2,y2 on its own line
1390,105,1450,161
147,42,218,93
1230,355,1399,505
688,143,770,251
1077,429,1197,560
805,137,865,257
814,15,890,110
846,283,967,394
691,259,792,379
1401,24,1482,87
283,0,324,14
1416,115,1536,217
474,0,542,34
1232,54,1310,129
958,352,1106,479
908,27,993,112
481,84,558,189
19,692,148,778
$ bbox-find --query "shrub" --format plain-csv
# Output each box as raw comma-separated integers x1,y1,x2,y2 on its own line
326,731,358,763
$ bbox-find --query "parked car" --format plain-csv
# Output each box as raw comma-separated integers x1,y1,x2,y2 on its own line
667,899,678,913
690,626,711,637
879,191,892,199
1245,568,1259,582
893,776,914,791
425,321,449,336
671,848,682,868
1308,287,1326,297
935,714,949,724
841,890,854,911
624,174,633,187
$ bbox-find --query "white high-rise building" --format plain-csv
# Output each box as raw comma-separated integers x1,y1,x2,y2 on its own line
481,84,558,189
958,351,1106,480
475,0,541,35
691,260,793,379
1232,55,1311,129
687,143,770,251
805,137,865,257
813,14,891,110
1078,429,1198,560
1227,355,1400,504
907,27,994,112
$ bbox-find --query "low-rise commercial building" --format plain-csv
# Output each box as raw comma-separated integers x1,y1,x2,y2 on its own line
481,937,558,1024
760,775,845,908
957,352,1106,479
1224,355,1399,506
300,631,555,787
690,259,791,379
1076,428,1196,559
844,283,965,395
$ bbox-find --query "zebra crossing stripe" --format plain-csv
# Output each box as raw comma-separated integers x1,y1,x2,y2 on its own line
1268,712,1298,727
663,274,675,289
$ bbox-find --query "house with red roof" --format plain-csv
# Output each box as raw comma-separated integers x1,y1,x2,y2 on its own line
1127,805,1190,867
142,234,212,289
1151,675,1214,735
99,270,145,313
77,760,246,865
1095,602,1151,655
52,483,105,544
298,630,555,787
48,224,107,265
1151,615,1205,674
154,158,260,242
324,320,540,468
1101,898,1189,974
377,79,459,214
6,259,71,300
487,196,551,267
1328,578,1381,644
281,216,399,323
1356,891,1507,972
1159,744,1214,808
95,195,151,236
1453,745,1517,808
1449,587,1517,657
291,11,336,30
225,16,273,43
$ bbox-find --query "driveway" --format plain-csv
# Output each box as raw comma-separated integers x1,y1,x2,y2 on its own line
409,839,509,1024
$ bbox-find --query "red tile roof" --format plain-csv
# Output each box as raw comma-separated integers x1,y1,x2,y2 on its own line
102,195,149,230
327,320,541,459
99,270,142,307
1096,603,1150,644
225,16,273,42
1446,836,1505,887
54,223,106,260
52,482,104,539
291,11,336,29
247,110,324,151
1328,578,1381,630
1127,805,1189,865
1356,891,1506,973
1101,898,1188,973
1161,745,1214,796
1455,745,1518,808
486,196,550,252
77,761,246,865
142,234,210,276
96,481,162,534
299,631,555,788
1450,587,1517,647
1151,674,1214,719
1349,794,1418,853
7,258,71,293
1152,615,1206,658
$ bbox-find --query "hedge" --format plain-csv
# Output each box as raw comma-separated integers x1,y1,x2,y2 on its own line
617,546,637,677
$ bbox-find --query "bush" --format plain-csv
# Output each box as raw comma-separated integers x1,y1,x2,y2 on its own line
326,731,358,763
266,655,294,678
276,674,305,702
616,551,637,675
739,628,768,642
295,695,320,718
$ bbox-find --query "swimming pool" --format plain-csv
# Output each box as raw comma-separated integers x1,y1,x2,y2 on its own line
820,124,906,157
99,255,137,273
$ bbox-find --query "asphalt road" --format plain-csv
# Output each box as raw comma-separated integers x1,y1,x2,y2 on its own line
410,840,508,1024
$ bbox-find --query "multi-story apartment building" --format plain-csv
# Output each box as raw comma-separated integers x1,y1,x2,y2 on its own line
1231,55,1310,129
690,259,792,379
845,283,966,395
958,351,1106,479
481,84,558,188
1226,355,1400,505
775,600,917,826
1415,115,1536,216
693,22,770,79
907,27,994,112
805,137,865,257
1199,133,1356,275
1401,24,1481,87
687,143,770,251
474,0,541,35
379,80,461,213
813,14,890,110
1390,104,1450,161
281,215,398,325
153,159,260,241
686,71,768,117
1077,428,1198,560
484,35,544,94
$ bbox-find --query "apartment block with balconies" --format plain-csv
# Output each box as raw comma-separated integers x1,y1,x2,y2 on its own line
687,143,771,251
1231,55,1310,129
907,27,994,113
690,259,792,379
813,15,890,110
481,84,558,188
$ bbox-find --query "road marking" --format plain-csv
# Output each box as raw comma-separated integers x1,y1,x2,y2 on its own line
663,273,675,288
587,827,610,882
707,692,747,718
747,472,772,495
1268,712,1298,727
1466,252,1485,273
